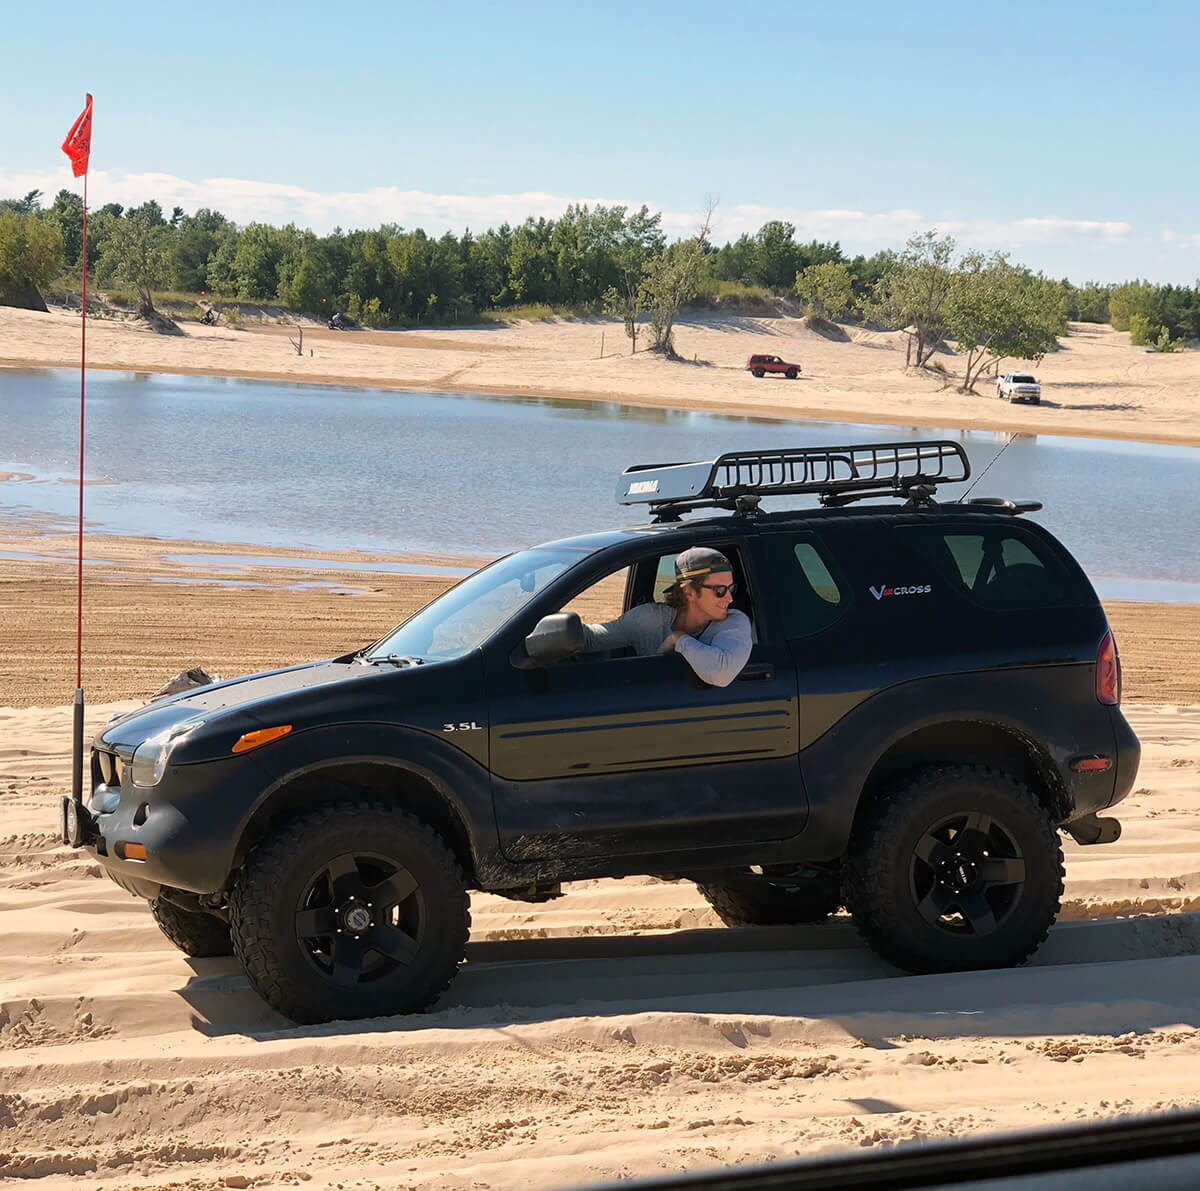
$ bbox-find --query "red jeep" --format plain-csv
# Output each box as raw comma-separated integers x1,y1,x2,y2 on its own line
746,353,801,379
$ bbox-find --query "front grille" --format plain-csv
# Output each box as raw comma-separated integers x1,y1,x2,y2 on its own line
95,750,121,788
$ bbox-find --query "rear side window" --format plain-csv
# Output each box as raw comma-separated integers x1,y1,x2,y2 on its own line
761,534,847,638
903,526,1090,610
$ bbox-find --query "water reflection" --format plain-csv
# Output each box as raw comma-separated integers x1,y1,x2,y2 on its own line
0,368,1196,593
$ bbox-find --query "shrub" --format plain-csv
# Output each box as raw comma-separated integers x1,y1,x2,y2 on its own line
1155,326,1183,353
360,297,388,329
1129,313,1161,346
689,280,776,310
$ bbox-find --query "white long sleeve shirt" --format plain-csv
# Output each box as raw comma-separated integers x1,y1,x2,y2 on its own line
581,602,753,687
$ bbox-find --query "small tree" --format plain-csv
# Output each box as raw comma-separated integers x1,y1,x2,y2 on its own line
101,214,169,316
1154,326,1183,353
751,220,800,291
0,210,63,309
945,253,1061,393
865,230,955,368
795,260,854,320
602,205,664,355
640,205,714,358
1128,312,1160,346
46,189,85,267
0,190,44,216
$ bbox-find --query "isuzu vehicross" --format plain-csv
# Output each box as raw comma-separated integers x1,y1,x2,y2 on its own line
62,441,1139,1024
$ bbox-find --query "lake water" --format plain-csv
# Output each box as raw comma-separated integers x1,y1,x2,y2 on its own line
1,368,1197,600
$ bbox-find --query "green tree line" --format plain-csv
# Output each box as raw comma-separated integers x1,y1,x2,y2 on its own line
2,188,1198,354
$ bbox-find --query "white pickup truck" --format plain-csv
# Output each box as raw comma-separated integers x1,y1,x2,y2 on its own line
996,372,1041,404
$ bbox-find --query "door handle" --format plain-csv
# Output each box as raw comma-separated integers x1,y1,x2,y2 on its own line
737,663,774,682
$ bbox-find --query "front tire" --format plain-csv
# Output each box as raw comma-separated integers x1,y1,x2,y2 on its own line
844,766,1062,974
698,868,841,926
230,802,470,1024
785,368,799,379
150,896,233,957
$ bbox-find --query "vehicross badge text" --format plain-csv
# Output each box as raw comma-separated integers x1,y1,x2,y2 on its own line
870,583,933,600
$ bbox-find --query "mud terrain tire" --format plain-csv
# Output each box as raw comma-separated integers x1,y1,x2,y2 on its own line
697,869,841,926
150,896,234,957
844,766,1062,974
229,802,470,1024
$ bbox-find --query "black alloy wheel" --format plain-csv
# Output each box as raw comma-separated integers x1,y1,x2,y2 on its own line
844,766,1063,974
293,849,425,987
752,368,765,378
230,802,469,1024
908,809,1025,936
785,368,799,379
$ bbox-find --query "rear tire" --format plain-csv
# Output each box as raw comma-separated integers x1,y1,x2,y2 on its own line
150,896,233,957
752,368,765,378
697,869,841,926
844,766,1062,974
230,802,470,1024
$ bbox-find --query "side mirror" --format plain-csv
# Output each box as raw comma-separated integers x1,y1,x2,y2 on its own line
513,612,585,669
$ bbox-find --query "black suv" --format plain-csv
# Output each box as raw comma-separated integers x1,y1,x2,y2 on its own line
61,441,1139,1024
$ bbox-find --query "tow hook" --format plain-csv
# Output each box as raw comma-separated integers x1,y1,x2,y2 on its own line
1065,813,1122,846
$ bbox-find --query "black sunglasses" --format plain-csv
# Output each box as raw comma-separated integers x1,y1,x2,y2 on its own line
700,582,737,598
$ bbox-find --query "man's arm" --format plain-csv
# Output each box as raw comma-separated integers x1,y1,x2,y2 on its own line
671,613,753,687
581,602,668,654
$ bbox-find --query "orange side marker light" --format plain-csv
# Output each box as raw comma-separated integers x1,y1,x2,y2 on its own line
232,725,293,754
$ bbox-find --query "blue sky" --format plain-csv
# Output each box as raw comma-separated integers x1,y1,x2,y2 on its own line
3,0,1198,283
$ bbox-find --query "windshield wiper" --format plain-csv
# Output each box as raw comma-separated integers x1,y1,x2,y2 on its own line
370,653,425,668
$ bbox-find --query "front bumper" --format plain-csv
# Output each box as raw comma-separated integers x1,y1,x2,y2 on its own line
60,750,261,899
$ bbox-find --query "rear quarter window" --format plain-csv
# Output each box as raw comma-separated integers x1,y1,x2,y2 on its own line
902,525,1092,610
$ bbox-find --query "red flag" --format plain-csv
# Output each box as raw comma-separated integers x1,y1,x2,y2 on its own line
62,94,93,178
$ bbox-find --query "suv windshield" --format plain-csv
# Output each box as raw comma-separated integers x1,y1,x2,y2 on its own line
1012,374,1037,383
365,546,592,663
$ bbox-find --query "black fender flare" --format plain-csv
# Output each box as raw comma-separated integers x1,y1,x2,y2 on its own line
794,668,1112,860
227,722,498,882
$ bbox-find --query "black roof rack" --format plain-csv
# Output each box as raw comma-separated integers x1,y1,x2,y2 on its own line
617,441,970,522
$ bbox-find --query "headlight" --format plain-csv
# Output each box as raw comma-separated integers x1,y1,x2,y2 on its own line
130,720,205,787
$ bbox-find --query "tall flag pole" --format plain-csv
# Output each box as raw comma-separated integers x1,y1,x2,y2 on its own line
62,94,93,815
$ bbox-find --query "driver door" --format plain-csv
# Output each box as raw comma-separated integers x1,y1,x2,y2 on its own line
483,543,805,862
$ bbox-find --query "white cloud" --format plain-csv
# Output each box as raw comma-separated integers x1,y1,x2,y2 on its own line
940,216,1131,245
0,166,1134,256
1162,228,1200,249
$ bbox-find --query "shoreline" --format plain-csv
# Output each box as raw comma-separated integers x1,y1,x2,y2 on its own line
3,307,1200,449
5,354,1200,450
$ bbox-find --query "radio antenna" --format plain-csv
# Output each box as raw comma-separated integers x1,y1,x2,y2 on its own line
958,434,1016,503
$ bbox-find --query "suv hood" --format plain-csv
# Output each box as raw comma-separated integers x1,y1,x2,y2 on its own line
98,659,381,752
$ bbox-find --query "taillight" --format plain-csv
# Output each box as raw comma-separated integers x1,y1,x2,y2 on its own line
1096,630,1119,706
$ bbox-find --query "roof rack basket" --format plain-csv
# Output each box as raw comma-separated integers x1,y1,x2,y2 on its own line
618,440,970,521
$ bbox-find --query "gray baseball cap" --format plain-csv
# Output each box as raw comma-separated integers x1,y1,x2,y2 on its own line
674,546,732,580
